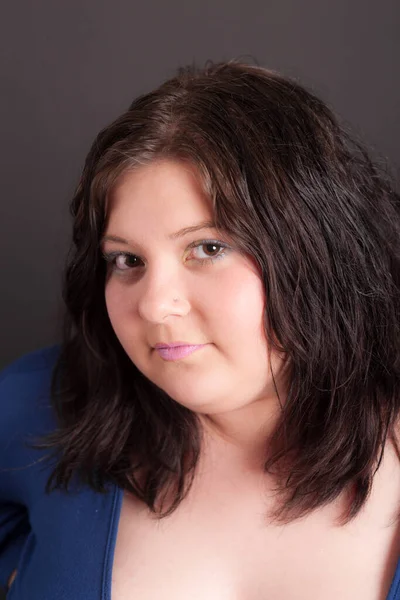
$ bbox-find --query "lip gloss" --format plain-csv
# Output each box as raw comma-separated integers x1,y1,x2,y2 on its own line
155,344,206,361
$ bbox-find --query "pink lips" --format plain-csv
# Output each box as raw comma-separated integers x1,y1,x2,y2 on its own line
155,344,206,361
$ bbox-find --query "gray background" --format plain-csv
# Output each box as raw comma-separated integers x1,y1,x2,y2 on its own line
1,0,399,369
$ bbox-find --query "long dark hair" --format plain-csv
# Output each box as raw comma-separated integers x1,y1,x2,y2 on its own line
37,59,400,524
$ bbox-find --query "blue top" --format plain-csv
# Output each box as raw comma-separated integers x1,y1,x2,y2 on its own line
1,345,400,599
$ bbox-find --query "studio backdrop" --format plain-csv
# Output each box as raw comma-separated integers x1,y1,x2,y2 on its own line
0,0,398,368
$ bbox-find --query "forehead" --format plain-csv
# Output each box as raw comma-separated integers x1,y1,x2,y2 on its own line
104,159,215,240
109,159,211,211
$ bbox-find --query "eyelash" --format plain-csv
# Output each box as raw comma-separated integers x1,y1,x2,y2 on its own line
101,239,230,275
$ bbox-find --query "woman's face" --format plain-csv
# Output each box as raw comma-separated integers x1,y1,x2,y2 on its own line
102,159,284,443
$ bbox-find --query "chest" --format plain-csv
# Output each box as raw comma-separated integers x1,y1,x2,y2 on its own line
110,470,400,600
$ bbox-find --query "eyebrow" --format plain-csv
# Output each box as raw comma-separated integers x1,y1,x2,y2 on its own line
100,220,217,246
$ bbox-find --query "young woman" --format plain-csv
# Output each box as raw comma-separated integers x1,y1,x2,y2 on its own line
1,59,399,599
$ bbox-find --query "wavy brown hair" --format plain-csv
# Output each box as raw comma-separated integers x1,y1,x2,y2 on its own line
37,59,400,524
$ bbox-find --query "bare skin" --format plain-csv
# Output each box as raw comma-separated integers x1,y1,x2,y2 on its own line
7,436,400,598
111,434,400,600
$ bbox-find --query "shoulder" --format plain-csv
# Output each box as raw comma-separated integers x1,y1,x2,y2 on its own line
0,344,60,416
0,344,61,382
0,345,61,461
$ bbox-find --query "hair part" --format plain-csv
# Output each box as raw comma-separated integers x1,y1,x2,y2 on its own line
34,58,400,525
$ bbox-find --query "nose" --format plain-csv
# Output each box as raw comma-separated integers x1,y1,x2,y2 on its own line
136,270,190,323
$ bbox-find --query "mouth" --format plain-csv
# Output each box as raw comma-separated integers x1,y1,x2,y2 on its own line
155,344,207,361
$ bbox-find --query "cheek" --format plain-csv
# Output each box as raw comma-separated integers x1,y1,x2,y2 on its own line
210,269,266,331
105,284,119,320
104,282,132,335
104,284,146,368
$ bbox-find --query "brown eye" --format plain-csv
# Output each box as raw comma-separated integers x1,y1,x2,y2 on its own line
202,243,221,256
114,254,141,270
102,251,143,273
188,240,230,264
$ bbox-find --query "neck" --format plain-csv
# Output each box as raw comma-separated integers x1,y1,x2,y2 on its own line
198,399,282,473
